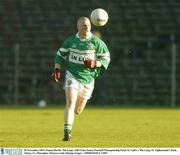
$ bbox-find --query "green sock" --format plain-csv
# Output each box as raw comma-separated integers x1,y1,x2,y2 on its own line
64,124,72,135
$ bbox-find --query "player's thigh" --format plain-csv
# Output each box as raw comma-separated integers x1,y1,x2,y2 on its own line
74,80,94,114
64,71,79,107
65,87,78,108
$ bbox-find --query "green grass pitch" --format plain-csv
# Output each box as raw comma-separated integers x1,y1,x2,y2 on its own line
0,106,180,147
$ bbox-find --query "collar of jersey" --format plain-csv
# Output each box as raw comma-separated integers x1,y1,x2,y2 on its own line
76,32,93,41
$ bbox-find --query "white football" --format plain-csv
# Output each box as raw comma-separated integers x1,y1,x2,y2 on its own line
90,8,108,26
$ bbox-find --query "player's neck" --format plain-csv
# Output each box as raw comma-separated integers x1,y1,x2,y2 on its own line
79,32,90,39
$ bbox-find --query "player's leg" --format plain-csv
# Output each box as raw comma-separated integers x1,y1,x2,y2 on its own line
75,80,95,115
75,95,88,115
63,87,78,141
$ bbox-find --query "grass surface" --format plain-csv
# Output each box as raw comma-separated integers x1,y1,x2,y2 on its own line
0,107,180,147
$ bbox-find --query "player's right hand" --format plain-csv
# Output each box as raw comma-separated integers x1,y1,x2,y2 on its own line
84,58,97,68
51,68,61,82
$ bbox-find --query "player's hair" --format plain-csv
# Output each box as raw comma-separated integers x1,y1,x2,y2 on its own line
77,17,90,26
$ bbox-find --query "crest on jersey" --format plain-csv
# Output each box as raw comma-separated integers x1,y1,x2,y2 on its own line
87,43,95,50
72,44,77,48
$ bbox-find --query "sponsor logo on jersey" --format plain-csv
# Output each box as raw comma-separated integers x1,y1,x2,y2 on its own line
69,52,95,64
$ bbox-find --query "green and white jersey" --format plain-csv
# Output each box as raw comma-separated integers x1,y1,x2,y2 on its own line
55,33,110,84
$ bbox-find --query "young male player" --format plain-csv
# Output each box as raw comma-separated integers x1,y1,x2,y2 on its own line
52,17,110,141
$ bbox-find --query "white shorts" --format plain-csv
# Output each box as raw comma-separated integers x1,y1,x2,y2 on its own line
64,71,95,99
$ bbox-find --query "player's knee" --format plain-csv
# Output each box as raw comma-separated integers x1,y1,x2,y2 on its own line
75,109,82,115
66,101,75,109
75,111,80,115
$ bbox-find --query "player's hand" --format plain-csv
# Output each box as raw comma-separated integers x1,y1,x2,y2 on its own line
84,58,97,68
51,68,61,82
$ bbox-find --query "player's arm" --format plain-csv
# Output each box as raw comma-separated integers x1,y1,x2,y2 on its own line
52,39,70,82
97,51,110,70
84,54,109,69
95,61,102,67
84,59,102,68
84,42,110,69
55,63,61,70
96,40,110,70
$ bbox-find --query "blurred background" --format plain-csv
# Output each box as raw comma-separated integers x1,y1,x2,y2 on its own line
0,0,180,107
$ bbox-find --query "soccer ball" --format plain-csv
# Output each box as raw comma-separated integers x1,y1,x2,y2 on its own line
90,8,108,26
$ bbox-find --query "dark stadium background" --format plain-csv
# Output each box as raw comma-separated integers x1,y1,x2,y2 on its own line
0,0,180,107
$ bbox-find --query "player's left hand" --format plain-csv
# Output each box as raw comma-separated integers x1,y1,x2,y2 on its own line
84,58,96,68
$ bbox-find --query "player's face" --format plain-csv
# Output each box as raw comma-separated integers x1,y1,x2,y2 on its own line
78,18,91,34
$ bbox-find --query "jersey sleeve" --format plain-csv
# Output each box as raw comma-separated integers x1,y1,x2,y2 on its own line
96,40,110,70
55,38,70,66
